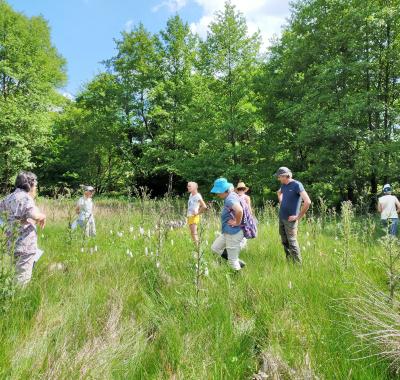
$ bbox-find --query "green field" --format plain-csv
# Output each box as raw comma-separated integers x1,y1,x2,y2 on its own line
0,199,395,379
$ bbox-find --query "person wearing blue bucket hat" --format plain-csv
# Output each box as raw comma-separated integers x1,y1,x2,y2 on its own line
210,178,245,270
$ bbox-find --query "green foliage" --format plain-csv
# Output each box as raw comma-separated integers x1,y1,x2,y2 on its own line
256,0,400,203
2,0,400,205
0,0,66,191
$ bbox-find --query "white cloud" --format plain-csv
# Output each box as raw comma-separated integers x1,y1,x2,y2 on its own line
189,0,291,48
152,0,188,13
61,91,75,101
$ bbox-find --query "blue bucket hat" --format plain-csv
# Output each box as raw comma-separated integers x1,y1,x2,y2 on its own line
210,178,233,194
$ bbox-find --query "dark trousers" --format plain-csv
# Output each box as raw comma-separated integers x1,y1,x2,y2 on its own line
279,218,301,263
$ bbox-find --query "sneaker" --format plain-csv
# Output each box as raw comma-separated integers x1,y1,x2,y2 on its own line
221,249,246,268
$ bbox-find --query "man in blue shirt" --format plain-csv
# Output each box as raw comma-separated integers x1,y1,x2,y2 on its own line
276,167,311,263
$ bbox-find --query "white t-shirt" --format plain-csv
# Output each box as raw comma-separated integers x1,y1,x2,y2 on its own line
379,194,399,219
78,197,93,218
187,193,203,217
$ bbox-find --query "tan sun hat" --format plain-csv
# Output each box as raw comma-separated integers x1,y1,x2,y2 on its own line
236,181,249,192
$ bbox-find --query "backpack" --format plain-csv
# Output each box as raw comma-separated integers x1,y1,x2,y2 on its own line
226,197,258,239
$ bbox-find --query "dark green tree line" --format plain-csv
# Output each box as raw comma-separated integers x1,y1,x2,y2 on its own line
1,0,400,206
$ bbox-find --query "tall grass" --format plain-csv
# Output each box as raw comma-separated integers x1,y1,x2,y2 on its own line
0,198,395,379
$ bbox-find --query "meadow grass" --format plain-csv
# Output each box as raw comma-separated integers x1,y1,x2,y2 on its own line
0,199,395,379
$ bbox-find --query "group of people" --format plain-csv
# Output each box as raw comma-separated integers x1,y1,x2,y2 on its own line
0,172,96,285
2,166,397,285
186,167,311,270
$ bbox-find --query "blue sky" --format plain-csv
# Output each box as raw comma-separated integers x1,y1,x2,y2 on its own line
7,0,291,96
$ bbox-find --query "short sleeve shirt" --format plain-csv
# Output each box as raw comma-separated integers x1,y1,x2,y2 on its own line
0,188,37,254
78,197,93,218
221,192,242,235
279,180,305,220
187,193,203,216
379,195,399,219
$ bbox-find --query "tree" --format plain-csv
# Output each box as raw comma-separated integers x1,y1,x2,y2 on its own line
257,0,400,205
0,0,66,192
110,24,162,190
150,15,197,193
200,1,262,184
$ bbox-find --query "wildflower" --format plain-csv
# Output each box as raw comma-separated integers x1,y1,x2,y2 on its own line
205,240,209,246
204,267,209,276
302,246,306,251
307,241,311,247
139,227,145,236
334,248,337,253
150,251,154,256
41,234,45,238
145,247,148,256
147,230,151,238
306,231,310,237
110,230,113,235
126,249,133,258
129,226,134,233
117,231,123,238
288,281,292,289
94,245,98,252
156,261,160,268
80,247,84,253
171,239,174,246
335,236,338,240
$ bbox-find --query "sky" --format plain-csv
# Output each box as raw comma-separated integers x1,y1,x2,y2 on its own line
7,0,291,97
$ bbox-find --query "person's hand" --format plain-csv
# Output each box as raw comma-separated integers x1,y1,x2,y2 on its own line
37,215,46,229
288,215,299,222
228,219,239,227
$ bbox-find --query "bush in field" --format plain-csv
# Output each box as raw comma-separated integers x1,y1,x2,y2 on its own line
340,201,354,268
346,286,400,374
376,236,400,302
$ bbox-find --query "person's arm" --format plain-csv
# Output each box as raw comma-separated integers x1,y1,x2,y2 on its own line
197,198,208,215
228,203,243,226
30,207,46,228
395,197,400,213
76,199,82,215
277,189,282,204
246,195,253,215
288,191,311,222
26,203,46,229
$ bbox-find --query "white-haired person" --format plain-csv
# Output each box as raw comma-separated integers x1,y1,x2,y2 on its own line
186,182,207,244
210,178,246,271
0,171,46,285
378,184,400,236
276,167,311,263
71,185,96,237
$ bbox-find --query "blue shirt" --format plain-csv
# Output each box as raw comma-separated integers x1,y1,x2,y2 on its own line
279,180,305,220
221,192,242,235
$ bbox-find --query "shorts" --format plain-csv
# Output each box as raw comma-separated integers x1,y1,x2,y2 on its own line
187,215,200,225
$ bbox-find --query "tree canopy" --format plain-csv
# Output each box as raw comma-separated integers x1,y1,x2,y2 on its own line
1,0,400,206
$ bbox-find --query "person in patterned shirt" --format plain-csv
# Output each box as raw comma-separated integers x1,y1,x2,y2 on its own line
0,172,46,285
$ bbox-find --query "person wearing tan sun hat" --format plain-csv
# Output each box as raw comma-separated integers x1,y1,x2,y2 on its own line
235,181,254,251
235,181,253,216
